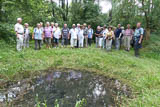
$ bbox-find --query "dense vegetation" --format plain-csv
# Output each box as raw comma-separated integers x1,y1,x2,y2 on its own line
0,0,160,106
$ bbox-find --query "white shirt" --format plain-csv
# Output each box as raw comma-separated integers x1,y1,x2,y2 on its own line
69,28,78,39
14,23,24,34
102,29,108,37
53,27,61,39
78,29,84,39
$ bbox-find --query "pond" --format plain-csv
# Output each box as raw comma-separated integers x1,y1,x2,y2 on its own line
0,69,130,107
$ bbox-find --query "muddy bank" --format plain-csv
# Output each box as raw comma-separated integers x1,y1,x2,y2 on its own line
0,69,131,107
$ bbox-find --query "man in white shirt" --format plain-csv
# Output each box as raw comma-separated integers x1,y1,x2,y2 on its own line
102,25,108,49
69,24,78,48
14,18,24,51
23,23,30,48
53,23,61,47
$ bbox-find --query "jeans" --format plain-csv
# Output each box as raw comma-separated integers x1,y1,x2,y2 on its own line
115,38,120,50
88,38,92,46
102,37,106,49
62,38,68,46
134,37,142,56
35,39,42,50
96,37,99,48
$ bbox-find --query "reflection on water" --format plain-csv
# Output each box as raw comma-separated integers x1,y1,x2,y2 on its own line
9,70,115,107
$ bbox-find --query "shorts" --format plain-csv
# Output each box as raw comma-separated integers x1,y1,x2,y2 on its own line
45,37,51,45
54,38,59,44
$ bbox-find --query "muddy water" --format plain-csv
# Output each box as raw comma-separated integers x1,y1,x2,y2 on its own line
0,70,127,107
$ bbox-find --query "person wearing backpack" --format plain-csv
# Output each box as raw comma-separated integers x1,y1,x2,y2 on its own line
61,24,69,47
134,22,144,57
32,23,43,50
23,23,30,49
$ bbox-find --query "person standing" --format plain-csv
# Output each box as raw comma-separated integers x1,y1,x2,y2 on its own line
115,24,122,50
124,24,133,51
102,25,108,49
134,22,144,57
83,23,88,47
44,22,53,49
78,25,84,48
40,22,44,45
14,18,24,51
95,26,102,48
53,23,61,48
23,23,30,48
76,24,80,48
106,27,114,51
51,22,55,47
69,24,78,48
61,24,70,47
87,25,93,46
32,23,43,50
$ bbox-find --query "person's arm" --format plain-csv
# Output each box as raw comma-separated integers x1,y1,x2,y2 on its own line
139,28,144,44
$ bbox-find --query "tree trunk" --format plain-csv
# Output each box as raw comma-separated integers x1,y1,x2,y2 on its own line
145,28,151,40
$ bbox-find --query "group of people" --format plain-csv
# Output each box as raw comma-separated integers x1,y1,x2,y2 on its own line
15,18,144,57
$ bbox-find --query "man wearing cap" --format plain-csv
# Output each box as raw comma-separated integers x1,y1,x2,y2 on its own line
14,18,24,51
69,24,78,48
23,23,30,48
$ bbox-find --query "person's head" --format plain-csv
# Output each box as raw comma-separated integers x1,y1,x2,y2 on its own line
127,24,131,29
64,24,67,28
88,25,91,29
118,24,121,28
72,24,76,28
137,22,141,28
40,22,43,27
77,24,80,28
51,22,54,27
121,27,124,30
37,23,40,28
17,18,22,24
80,25,83,29
97,26,101,31
24,23,29,28
83,23,87,27
46,22,50,27
55,23,58,27
108,26,112,31
103,25,107,30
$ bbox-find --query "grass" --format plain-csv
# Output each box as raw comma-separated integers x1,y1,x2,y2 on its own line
0,34,160,106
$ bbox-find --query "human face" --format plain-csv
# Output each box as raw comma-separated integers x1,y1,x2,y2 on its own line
37,24,40,28
127,24,130,29
118,24,121,28
64,24,67,28
137,23,141,28
109,28,112,31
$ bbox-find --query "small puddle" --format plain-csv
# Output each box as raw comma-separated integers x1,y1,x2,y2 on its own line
0,70,130,107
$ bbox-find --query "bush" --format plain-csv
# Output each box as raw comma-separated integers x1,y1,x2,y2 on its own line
0,22,16,43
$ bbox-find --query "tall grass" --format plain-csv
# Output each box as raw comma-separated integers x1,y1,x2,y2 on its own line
0,34,160,106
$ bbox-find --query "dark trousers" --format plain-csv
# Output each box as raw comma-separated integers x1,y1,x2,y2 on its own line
35,39,42,50
62,38,68,46
134,38,142,57
88,38,92,46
